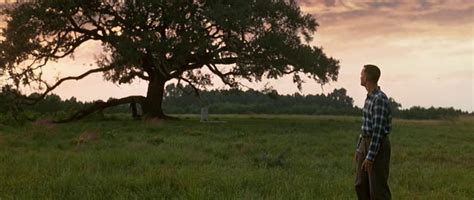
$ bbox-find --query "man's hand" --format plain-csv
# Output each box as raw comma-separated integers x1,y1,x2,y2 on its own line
361,159,374,172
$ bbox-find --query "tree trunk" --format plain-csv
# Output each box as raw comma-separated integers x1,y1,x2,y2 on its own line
143,78,169,119
130,102,141,120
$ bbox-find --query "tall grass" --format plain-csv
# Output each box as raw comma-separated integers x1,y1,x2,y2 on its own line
0,115,472,199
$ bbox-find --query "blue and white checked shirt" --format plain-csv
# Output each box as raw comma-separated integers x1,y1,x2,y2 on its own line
359,87,392,161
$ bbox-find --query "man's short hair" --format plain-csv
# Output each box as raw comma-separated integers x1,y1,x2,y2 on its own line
363,64,381,83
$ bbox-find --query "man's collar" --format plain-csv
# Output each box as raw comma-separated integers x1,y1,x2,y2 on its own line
367,86,381,98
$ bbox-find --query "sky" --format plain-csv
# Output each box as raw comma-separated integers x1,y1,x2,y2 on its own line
297,0,474,112
1,0,473,112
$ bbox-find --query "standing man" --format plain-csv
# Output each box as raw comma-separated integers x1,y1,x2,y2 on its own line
355,64,392,200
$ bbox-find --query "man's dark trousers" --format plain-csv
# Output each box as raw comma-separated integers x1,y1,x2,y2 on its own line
355,136,391,200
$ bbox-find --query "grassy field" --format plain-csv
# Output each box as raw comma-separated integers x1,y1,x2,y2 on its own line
0,115,473,199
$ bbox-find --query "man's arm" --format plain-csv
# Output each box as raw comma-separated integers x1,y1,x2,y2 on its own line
366,97,389,161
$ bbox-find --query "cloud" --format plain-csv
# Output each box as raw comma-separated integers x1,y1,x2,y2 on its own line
417,0,435,10
324,0,337,7
297,0,335,7
366,0,402,9
300,0,474,26
416,5,474,25
299,0,474,47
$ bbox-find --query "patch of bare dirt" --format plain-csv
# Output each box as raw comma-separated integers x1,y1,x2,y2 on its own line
73,130,100,146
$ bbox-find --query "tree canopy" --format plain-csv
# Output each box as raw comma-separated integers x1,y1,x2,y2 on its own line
0,0,339,120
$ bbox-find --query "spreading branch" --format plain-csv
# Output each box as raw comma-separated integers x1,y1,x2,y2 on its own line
55,95,146,123
25,65,116,104
178,77,200,97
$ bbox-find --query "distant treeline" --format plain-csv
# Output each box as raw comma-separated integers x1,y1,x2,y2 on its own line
160,84,470,120
0,84,470,122
162,84,360,116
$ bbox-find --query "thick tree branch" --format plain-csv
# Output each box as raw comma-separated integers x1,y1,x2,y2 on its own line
169,62,205,79
55,95,146,123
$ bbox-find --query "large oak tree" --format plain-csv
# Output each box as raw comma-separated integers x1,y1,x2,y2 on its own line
0,0,339,120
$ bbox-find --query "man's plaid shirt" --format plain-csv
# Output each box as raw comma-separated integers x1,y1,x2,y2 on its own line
359,87,392,161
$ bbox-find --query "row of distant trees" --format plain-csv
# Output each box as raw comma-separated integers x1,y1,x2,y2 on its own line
161,84,470,120
0,84,470,123
162,84,360,115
